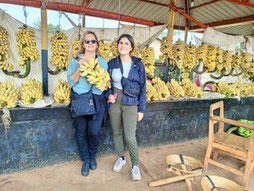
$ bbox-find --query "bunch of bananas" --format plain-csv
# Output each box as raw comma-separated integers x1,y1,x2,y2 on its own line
79,58,110,91
205,45,217,72
16,27,39,67
152,77,170,100
111,40,119,59
216,48,224,74
241,52,251,70
99,42,110,62
223,51,233,72
159,37,172,63
146,79,159,101
166,79,185,98
0,61,14,71
21,79,43,104
54,80,71,104
0,25,10,61
183,44,196,72
50,32,69,70
131,43,140,58
232,53,242,70
237,119,254,138
72,37,80,56
172,40,185,70
180,78,203,98
196,43,208,64
0,81,20,108
181,72,190,79
212,81,236,97
141,47,155,77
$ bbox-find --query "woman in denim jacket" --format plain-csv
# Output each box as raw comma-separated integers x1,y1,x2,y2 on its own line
67,31,108,177
107,34,146,181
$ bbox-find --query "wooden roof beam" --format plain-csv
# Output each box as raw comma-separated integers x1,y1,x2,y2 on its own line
190,15,254,31
139,0,207,29
0,0,162,26
190,0,222,10
225,0,254,8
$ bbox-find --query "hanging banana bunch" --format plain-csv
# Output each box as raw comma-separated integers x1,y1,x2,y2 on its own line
180,78,203,98
232,53,242,70
50,32,69,70
79,58,110,91
159,37,172,63
99,41,110,62
141,47,155,77
0,25,14,71
111,40,119,59
131,43,140,58
72,37,80,56
205,45,217,72
54,80,71,104
215,48,224,74
0,81,20,108
21,79,43,105
196,43,208,65
17,26,39,67
183,44,196,72
146,80,159,101
241,52,251,78
223,51,233,73
166,79,185,98
172,40,185,70
152,77,170,100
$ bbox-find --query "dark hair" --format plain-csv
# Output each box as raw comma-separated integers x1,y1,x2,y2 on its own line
76,31,100,56
117,34,135,55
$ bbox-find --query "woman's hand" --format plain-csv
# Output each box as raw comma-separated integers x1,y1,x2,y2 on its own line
137,112,144,122
108,94,117,104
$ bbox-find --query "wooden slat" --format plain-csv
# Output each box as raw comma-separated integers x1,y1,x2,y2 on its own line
208,159,244,176
211,116,254,130
212,142,247,157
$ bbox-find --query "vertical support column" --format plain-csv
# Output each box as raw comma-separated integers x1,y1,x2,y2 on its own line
82,13,86,28
163,0,176,82
167,0,176,39
183,0,190,43
41,8,48,95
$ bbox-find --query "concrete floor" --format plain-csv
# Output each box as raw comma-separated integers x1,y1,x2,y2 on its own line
0,139,253,191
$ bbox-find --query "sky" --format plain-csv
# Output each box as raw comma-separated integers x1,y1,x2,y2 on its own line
0,3,202,43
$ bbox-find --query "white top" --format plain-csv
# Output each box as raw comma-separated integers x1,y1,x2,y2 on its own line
112,60,132,90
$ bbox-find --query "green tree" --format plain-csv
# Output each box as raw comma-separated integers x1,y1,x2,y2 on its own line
33,18,64,33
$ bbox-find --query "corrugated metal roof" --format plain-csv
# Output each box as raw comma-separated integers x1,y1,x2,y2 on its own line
1,0,253,35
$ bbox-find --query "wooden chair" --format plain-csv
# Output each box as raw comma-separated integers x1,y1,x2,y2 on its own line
204,100,254,189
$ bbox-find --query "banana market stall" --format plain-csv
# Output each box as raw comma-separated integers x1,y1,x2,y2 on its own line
1,1,254,175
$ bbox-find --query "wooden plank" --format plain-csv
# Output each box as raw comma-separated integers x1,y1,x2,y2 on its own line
208,159,244,176
212,142,247,157
211,116,254,130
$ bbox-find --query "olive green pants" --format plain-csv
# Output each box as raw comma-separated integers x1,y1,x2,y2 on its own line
109,88,138,166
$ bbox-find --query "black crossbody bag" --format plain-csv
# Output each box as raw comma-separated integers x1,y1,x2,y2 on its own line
117,57,140,98
70,57,97,118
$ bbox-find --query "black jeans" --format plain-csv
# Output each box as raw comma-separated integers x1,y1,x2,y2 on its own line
74,95,105,163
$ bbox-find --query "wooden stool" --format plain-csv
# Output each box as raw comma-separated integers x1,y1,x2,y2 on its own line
149,154,203,191
204,101,254,189
201,175,244,191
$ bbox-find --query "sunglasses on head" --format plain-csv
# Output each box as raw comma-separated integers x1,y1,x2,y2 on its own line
84,39,97,44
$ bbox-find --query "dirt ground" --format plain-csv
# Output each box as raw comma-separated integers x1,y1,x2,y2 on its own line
0,139,253,191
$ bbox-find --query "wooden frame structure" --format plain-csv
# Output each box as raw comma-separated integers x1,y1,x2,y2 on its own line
204,100,254,189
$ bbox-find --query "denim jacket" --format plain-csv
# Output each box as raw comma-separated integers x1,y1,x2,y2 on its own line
106,56,146,113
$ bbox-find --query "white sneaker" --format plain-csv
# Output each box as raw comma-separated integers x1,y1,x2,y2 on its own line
132,165,141,181
113,157,126,172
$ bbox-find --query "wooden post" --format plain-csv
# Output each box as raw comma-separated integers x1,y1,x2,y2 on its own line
82,13,85,28
41,7,48,95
